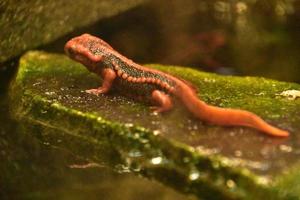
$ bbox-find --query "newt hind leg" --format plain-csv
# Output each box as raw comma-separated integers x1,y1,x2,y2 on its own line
150,90,173,113
86,68,116,95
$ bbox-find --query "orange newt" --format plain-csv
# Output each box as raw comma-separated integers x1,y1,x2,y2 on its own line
64,33,289,137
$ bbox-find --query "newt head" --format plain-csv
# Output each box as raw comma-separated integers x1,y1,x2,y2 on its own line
64,34,105,71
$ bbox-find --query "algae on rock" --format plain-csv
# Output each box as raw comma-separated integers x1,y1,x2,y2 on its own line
9,51,300,200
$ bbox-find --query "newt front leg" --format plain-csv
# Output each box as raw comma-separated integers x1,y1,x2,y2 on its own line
86,68,116,95
151,90,173,113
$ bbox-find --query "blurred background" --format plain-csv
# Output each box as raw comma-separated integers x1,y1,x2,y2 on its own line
43,0,300,82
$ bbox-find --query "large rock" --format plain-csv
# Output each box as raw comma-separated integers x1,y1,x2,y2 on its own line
0,0,146,63
9,51,300,199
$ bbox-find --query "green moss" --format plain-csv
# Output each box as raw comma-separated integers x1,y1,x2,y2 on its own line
9,51,300,199
150,64,300,121
273,163,300,199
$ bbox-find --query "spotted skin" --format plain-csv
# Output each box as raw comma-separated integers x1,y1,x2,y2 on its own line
65,34,289,137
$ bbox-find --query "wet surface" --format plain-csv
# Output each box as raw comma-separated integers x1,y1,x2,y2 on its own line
0,89,194,200
27,65,300,177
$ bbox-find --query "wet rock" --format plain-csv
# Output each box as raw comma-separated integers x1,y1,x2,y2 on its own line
9,51,300,199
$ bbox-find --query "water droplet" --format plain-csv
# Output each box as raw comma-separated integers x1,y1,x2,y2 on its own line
125,123,134,128
279,145,293,153
151,112,158,116
256,92,265,96
196,146,220,155
229,131,236,136
257,177,270,185
204,78,216,83
140,138,148,143
151,120,159,125
226,180,236,188
153,130,161,135
189,170,200,181
236,2,247,14
115,164,131,173
43,142,50,146
234,150,242,157
133,133,140,139
45,91,55,96
128,150,142,158
69,162,102,169
151,157,162,165
131,164,141,172
32,82,41,86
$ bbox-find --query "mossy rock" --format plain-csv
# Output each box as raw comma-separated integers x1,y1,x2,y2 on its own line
0,0,146,63
9,51,300,199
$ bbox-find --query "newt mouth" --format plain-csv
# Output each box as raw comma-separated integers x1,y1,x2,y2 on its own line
64,41,76,58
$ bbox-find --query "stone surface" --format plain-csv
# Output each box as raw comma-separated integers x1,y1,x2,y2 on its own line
8,51,300,199
0,0,146,63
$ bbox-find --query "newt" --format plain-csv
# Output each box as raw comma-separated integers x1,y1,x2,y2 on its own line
64,33,289,137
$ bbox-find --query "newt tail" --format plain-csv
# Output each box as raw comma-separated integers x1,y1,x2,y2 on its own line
175,83,289,137
64,33,289,137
